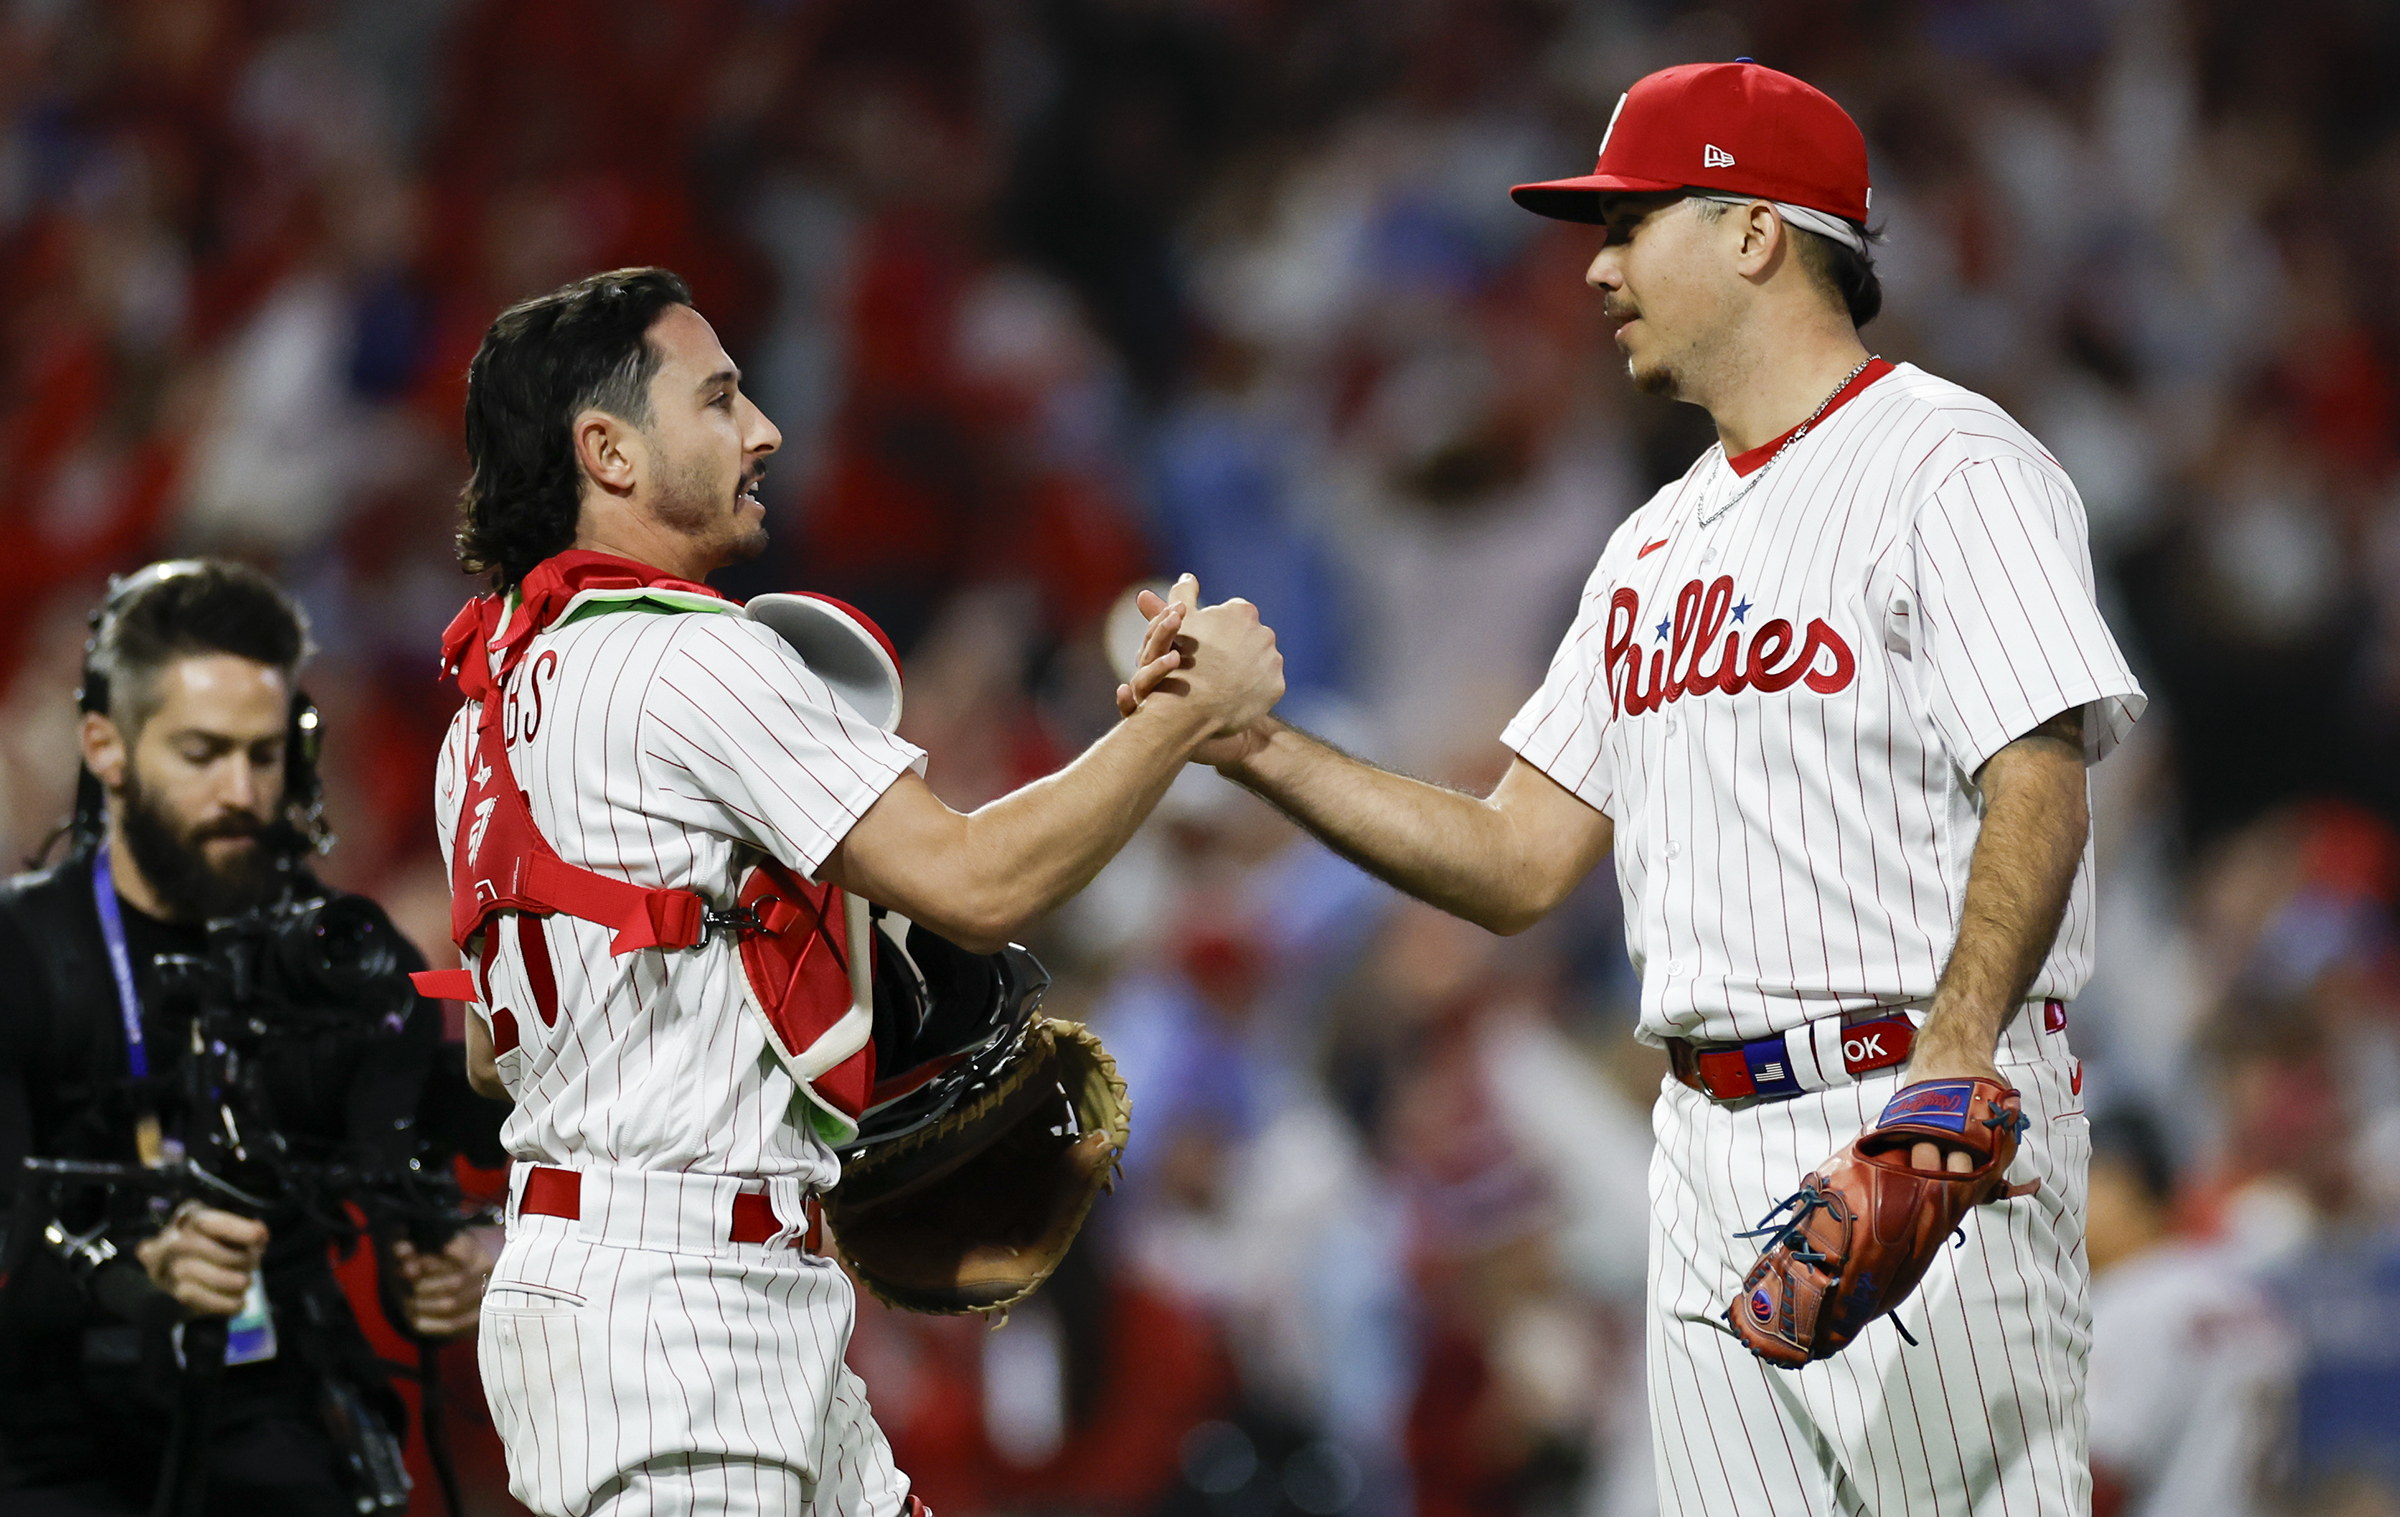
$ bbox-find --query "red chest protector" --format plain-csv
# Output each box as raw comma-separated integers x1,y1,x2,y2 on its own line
410,553,907,1140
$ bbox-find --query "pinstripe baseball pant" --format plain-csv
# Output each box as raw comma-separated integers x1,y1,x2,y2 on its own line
1647,1007,2091,1516
478,1171,909,1517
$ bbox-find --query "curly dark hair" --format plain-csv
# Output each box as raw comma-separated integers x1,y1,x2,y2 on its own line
456,267,694,591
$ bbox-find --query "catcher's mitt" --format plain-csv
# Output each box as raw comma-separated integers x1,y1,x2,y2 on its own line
1727,1077,2038,1368
825,1017,1130,1316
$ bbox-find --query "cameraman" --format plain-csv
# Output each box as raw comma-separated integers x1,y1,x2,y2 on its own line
0,561,503,1516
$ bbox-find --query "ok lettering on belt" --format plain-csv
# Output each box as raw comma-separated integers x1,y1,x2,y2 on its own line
1669,1012,1916,1102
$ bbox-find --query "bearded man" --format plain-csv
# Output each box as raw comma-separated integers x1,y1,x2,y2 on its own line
0,560,503,1516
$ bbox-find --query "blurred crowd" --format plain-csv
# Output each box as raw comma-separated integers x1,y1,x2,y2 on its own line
7,0,2400,1513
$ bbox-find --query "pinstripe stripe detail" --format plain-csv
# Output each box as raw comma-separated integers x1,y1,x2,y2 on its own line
480,1219,909,1516
1496,364,2142,1049
431,608,924,1180
1646,1029,2091,1514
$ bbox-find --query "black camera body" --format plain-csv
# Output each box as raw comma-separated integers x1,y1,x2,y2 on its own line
16,885,461,1517
143,892,425,1222
17,884,459,1260
154,892,417,1046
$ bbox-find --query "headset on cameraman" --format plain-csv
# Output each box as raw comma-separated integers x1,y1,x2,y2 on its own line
42,560,331,869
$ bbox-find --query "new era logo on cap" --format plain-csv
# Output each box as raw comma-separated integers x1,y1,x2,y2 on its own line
1511,62,1871,228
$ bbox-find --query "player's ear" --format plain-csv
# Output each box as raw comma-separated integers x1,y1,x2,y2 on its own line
573,409,642,498
80,709,129,792
1735,201,1783,277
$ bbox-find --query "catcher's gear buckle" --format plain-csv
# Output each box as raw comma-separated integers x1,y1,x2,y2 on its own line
704,905,765,938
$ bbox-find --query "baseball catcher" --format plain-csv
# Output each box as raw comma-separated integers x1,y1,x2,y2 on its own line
431,579,1132,1321
425,269,1277,1517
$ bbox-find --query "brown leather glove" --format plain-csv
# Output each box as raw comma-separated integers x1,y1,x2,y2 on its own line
826,1018,1130,1317
1727,1077,2038,1368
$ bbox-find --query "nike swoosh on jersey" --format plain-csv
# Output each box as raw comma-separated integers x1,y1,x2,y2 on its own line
1639,538,1671,558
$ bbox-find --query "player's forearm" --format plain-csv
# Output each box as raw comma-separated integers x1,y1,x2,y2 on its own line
837,696,1221,952
1911,718,2088,1075
1221,720,1582,934
956,703,1219,940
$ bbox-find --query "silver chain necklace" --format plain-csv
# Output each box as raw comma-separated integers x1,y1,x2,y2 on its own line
1697,356,1879,528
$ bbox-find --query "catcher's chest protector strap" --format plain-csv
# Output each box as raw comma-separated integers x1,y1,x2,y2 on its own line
414,560,877,1124
446,687,706,957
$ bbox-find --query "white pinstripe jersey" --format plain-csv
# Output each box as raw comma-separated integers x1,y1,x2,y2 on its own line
1501,362,2145,1047
432,593,926,1184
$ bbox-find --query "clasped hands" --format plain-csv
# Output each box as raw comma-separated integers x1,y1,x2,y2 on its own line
1113,574,1282,765
136,1200,496,1339
1118,575,1999,1182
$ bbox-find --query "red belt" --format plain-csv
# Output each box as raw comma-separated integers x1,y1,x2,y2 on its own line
1667,1013,1916,1103
518,1165,821,1251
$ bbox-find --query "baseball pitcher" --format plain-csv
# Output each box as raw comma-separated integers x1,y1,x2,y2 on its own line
1124,62,2142,1516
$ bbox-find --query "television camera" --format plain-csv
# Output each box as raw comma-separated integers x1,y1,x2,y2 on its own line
12,890,485,1517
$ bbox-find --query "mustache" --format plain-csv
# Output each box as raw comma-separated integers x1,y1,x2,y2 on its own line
1603,296,1640,322
189,813,268,843
741,463,769,494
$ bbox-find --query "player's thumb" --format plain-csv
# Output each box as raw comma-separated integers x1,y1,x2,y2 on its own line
1168,573,1201,613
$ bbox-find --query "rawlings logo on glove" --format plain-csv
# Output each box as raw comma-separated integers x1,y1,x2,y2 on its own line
1726,1077,2038,1368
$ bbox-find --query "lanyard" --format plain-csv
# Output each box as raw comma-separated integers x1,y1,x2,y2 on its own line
91,840,150,1081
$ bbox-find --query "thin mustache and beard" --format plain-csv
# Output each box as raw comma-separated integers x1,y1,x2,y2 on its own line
655,451,769,564
117,772,283,922
1607,296,1683,397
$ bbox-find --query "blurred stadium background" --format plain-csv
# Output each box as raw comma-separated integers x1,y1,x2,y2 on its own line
6,0,2400,1513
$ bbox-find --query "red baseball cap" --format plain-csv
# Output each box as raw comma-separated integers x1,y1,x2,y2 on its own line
1512,61,1870,227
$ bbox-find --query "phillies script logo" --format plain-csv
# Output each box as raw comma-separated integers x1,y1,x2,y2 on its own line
1605,578,1855,718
